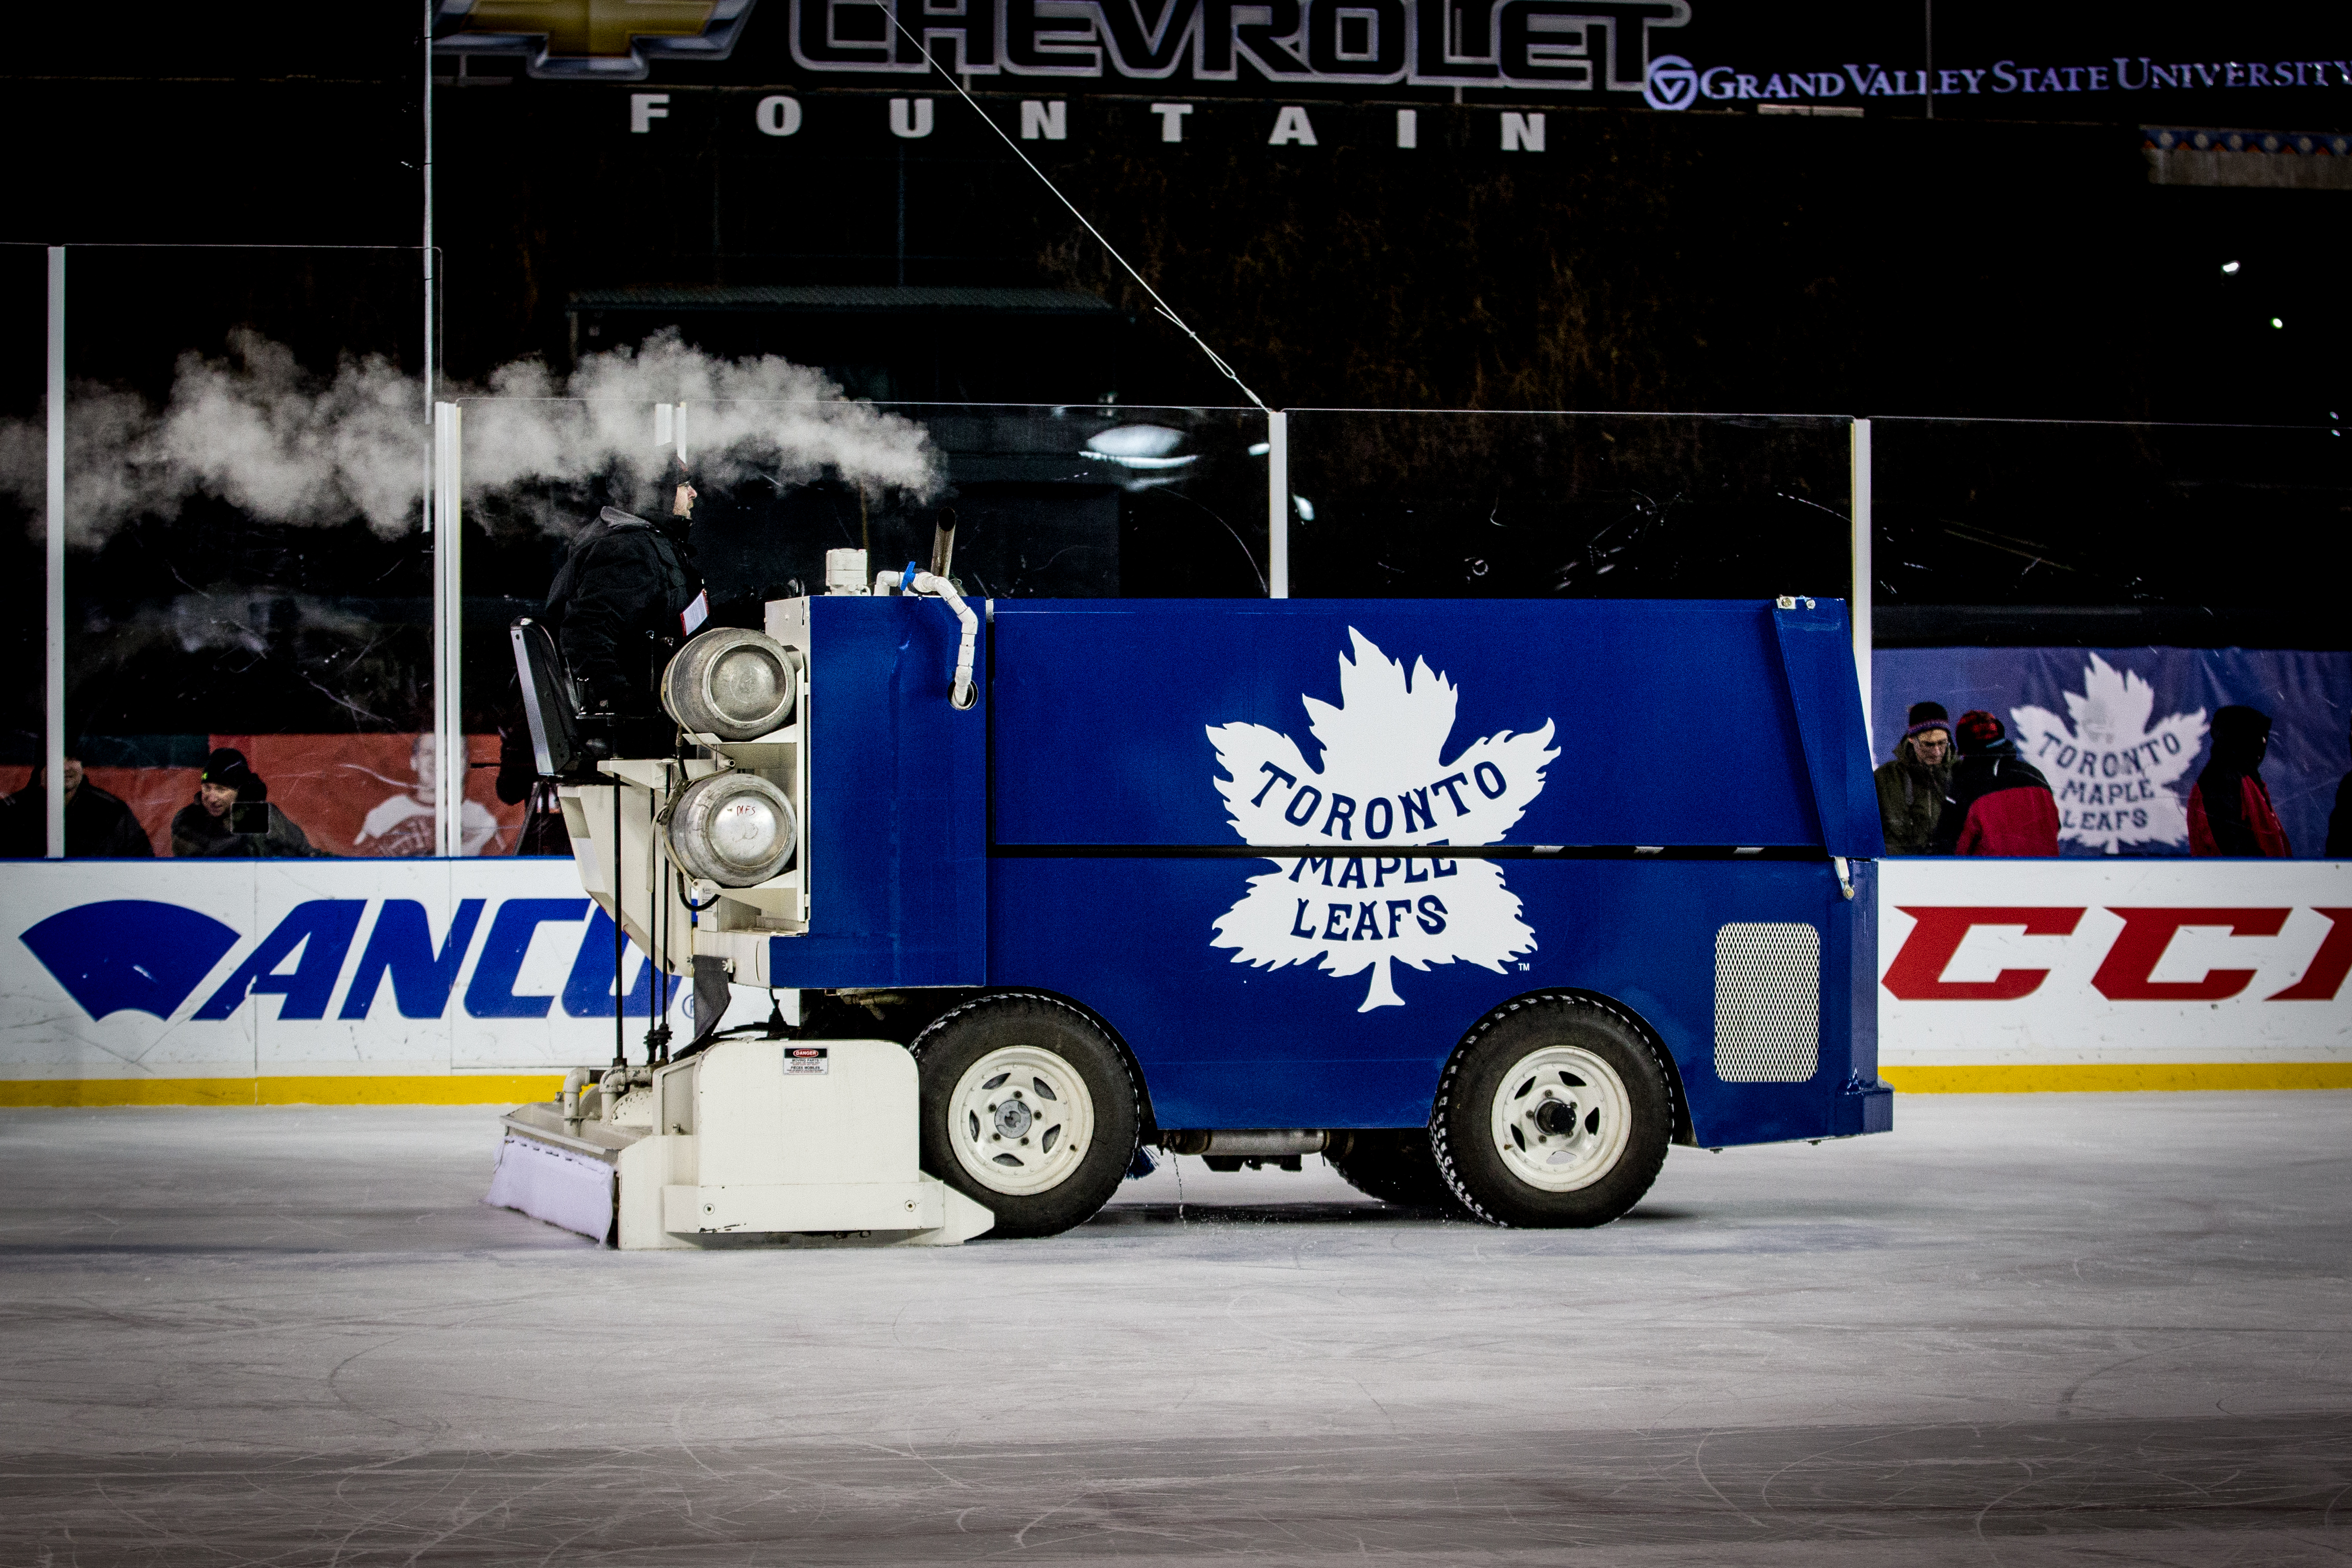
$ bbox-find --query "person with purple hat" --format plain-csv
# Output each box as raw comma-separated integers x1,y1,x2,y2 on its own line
1873,701,1953,855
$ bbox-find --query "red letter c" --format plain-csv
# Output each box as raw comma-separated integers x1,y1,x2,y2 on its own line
2091,907,2291,1001
1882,907,2086,1001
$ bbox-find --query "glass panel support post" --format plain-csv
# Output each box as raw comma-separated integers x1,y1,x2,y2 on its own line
1267,409,1288,599
432,401,463,856
44,246,65,859
1850,416,1873,755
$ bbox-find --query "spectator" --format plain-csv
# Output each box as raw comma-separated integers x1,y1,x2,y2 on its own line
356,734,499,857
2188,705,2290,857
0,750,155,858
1873,701,1952,854
0,779,24,857
2330,715,2352,859
171,747,330,858
1931,710,2060,856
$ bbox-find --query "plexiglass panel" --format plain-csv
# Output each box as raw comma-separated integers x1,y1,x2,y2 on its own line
459,398,1270,846
1869,416,2351,859
1871,417,2350,647
37,246,448,859
1283,410,1854,601
0,246,46,849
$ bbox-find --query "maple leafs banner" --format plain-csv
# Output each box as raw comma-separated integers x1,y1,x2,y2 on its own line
1872,647,2352,858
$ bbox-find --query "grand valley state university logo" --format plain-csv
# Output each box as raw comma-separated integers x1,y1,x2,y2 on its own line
1209,629,1557,1012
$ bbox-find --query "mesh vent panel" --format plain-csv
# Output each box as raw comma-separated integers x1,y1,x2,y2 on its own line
1714,923,1821,1083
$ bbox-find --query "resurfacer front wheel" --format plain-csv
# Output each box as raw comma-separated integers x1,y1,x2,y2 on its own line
1431,995,1672,1229
912,995,1138,1238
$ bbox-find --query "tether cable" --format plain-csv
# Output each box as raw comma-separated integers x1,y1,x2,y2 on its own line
881,18,1270,414
611,786,625,1069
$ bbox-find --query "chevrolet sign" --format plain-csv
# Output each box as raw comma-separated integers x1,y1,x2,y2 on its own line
434,0,758,80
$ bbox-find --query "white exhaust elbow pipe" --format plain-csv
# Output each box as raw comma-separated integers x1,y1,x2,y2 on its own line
911,571,979,709
875,568,979,709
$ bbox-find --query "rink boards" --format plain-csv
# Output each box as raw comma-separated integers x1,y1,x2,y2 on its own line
0,855,2344,1104
1878,858,2352,1090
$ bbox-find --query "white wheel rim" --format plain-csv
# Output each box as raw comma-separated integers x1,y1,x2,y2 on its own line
1487,1044,1632,1193
947,1045,1096,1197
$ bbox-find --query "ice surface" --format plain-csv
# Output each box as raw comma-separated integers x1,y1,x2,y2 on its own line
3,1094,2349,1563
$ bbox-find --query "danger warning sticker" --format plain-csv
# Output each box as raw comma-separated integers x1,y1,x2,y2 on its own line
784,1046,829,1075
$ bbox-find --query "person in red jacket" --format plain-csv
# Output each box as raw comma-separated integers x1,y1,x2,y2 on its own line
1931,710,2061,856
2188,705,2291,857
2330,713,2352,859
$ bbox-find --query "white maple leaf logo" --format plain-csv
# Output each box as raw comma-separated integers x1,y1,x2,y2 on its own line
1207,629,1559,1012
2010,652,2207,854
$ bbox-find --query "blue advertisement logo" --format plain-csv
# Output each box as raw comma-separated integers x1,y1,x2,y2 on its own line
17,898,662,1024
19,901,243,1021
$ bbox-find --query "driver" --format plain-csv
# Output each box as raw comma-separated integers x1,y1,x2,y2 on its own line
543,455,709,748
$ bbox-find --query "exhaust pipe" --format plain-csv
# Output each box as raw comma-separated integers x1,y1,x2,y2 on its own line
1159,1129,1328,1157
928,507,957,581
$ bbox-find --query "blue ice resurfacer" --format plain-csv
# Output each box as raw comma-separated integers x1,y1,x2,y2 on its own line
497,560,1890,1246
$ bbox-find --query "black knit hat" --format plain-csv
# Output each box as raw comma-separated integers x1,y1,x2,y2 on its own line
648,450,698,519
2209,706,2272,771
201,747,268,801
1903,700,1952,743
200,747,252,786
2212,705,2271,744
1955,710,2007,753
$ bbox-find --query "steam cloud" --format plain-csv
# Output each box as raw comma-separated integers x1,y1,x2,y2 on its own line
0,328,941,548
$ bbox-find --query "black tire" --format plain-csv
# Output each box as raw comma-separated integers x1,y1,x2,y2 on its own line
1431,994,1673,1229
1326,1130,1460,1211
910,994,1139,1239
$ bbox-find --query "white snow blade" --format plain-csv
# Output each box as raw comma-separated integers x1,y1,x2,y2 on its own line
484,1127,617,1243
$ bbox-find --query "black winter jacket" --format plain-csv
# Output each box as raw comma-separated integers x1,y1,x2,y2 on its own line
1,781,155,858
544,507,705,712
170,800,328,859
1929,739,2061,857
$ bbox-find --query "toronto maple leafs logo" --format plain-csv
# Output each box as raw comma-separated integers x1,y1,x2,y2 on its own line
1208,629,1558,1012
2011,653,2207,854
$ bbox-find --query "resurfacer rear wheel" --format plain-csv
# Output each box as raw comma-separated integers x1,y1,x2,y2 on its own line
1431,995,1673,1229
912,995,1138,1238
